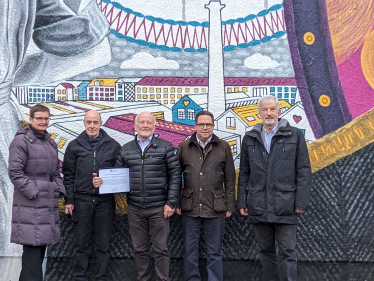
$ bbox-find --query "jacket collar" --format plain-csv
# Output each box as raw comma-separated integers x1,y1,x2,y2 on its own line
133,134,159,149
76,128,112,150
189,132,219,145
247,118,292,140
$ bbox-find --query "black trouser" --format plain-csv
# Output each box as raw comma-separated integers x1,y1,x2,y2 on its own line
127,204,170,281
252,223,297,281
73,198,115,281
19,245,46,281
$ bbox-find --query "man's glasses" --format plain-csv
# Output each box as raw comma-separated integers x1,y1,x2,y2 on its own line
196,123,214,129
32,117,50,122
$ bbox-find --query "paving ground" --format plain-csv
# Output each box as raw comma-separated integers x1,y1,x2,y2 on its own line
1,257,374,281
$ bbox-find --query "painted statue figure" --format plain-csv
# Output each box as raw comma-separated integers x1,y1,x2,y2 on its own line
0,0,110,256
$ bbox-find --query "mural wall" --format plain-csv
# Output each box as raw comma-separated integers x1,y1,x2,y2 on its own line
1,0,374,260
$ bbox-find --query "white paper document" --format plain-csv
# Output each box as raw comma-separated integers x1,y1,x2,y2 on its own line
98,168,130,194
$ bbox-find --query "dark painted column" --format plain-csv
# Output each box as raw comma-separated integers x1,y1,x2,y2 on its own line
283,0,352,138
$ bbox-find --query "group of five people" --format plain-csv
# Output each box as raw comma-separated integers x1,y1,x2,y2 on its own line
8,94,311,281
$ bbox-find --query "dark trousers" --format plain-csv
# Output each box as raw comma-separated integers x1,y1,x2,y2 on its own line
182,215,225,281
252,223,297,281
73,198,115,281
19,245,46,281
127,204,170,281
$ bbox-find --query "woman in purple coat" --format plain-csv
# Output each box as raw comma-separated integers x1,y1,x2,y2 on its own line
8,104,65,281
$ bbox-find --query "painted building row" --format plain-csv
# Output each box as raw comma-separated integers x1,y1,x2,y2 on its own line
13,77,300,106
135,77,300,107
13,78,141,104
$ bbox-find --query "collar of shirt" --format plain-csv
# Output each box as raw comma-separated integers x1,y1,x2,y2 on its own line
264,124,278,137
137,135,153,153
196,135,212,148
263,124,278,153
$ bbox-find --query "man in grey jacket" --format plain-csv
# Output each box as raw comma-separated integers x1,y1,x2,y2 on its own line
237,95,312,281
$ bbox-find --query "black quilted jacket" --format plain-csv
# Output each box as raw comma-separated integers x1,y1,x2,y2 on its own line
116,135,181,208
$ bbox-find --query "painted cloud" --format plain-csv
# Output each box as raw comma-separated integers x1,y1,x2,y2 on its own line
244,53,280,69
120,52,180,70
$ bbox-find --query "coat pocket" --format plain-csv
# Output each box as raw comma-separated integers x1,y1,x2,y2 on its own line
181,189,194,212
213,193,226,213
274,184,295,216
247,182,266,216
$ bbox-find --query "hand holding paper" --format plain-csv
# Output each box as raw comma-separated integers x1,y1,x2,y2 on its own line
98,168,130,194
92,173,103,188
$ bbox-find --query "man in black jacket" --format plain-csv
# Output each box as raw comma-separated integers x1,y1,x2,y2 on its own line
237,96,312,281
94,111,180,281
63,110,121,281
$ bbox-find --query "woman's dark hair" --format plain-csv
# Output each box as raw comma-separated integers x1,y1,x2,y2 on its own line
30,104,50,118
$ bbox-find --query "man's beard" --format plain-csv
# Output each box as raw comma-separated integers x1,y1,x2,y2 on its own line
264,118,276,126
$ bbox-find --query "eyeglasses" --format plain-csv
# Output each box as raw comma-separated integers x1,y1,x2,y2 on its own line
196,123,214,129
32,117,50,122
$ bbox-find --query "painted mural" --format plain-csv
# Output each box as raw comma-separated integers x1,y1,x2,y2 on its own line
1,0,374,261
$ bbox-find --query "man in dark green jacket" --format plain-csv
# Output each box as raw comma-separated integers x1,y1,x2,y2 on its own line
238,96,312,281
176,110,236,281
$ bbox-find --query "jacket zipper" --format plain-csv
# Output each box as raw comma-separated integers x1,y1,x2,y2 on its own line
140,142,153,205
93,150,96,202
141,149,145,204
92,139,107,202
193,142,209,214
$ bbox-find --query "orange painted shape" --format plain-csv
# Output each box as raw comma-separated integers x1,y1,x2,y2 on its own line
304,32,315,45
319,95,331,107
361,30,374,90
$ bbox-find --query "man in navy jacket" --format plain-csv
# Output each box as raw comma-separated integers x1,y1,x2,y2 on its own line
238,96,312,281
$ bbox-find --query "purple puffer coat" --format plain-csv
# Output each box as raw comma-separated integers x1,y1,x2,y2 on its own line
8,122,65,246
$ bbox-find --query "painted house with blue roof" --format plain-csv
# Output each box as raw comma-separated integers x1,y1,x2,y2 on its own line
77,81,90,100
172,95,202,126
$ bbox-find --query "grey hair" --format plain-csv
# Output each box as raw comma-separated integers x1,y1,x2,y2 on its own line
135,111,156,125
258,95,280,112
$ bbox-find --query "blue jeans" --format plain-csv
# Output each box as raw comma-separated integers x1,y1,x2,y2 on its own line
252,223,297,281
73,198,115,281
182,215,225,281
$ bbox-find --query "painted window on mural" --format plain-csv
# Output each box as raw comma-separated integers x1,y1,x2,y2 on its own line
187,109,195,120
253,87,267,97
226,117,236,129
228,141,237,155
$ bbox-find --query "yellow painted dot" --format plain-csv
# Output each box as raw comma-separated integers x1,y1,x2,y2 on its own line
304,32,315,45
319,95,331,107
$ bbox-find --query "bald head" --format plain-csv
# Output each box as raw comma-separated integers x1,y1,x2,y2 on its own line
84,110,102,138
135,111,156,125
135,111,156,141
85,110,102,121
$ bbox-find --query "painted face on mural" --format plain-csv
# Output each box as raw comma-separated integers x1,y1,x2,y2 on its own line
29,111,50,132
135,112,156,141
84,110,102,138
195,114,214,142
259,100,281,130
